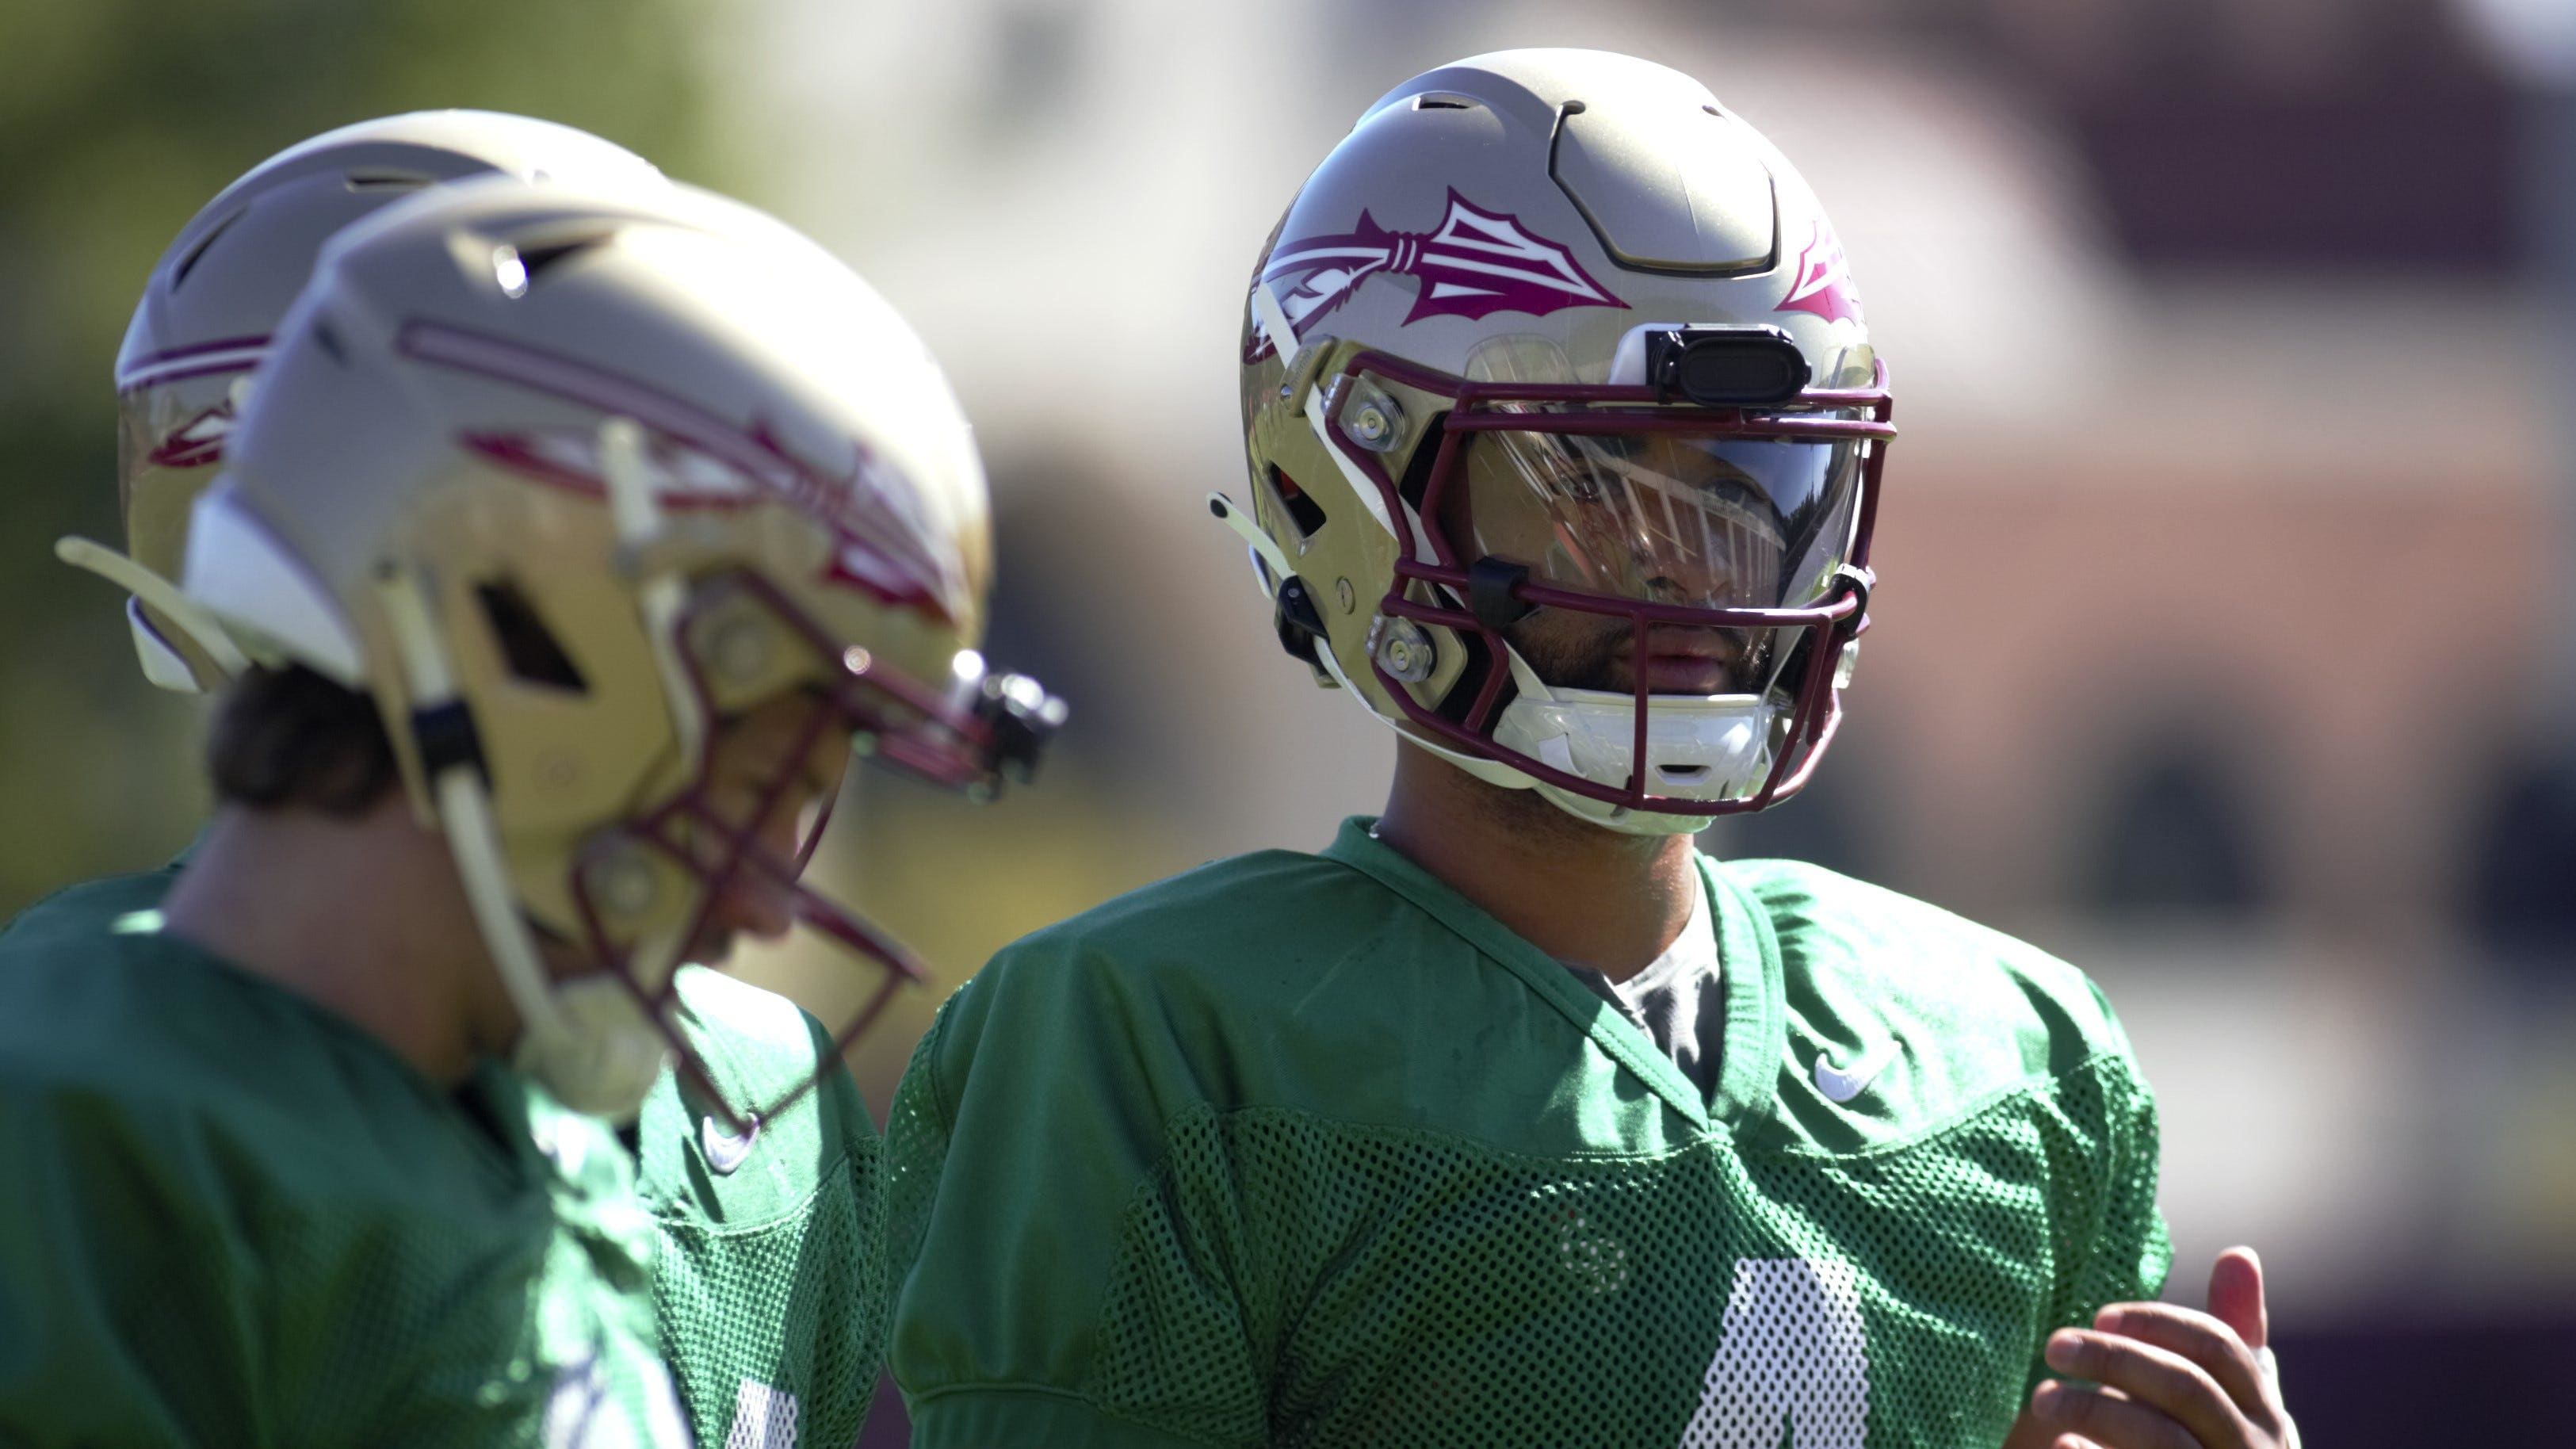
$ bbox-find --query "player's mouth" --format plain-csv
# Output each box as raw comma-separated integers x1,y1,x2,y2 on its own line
1613,628,1744,694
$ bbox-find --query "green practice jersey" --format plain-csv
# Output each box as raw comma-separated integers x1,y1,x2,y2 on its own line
639,967,884,1449
0,870,691,1447
886,819,2169,1449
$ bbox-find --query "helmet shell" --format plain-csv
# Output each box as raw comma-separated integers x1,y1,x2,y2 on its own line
194,176,989,940
113,111,665,690
1237,50,1888,828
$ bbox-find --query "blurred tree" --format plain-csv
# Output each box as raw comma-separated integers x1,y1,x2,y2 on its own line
0,0,726,913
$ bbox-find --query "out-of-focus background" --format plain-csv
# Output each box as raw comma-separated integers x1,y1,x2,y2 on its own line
4,0,2570,1441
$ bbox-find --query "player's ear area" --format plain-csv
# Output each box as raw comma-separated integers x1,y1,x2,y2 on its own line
207,663,403,817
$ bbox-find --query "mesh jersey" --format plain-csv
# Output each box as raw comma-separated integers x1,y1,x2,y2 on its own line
638,968,884,1449
0,870,690,1447
886,818,2169,1449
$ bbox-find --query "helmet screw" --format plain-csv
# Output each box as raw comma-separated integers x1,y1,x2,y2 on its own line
1336,577,1355,614
709,620,770,683
586,848,659,918
1337,382,1407,453
1371,616,1435,683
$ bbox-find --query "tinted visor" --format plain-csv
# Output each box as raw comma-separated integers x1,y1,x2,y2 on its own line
1452,423,1861,615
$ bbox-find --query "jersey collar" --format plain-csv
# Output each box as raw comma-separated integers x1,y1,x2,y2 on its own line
1320,816,1783,1134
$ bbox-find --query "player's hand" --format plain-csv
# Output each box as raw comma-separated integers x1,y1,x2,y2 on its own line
2023,1246,2300,1449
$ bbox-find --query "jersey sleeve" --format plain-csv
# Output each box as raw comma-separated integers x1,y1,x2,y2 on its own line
885,938,1266,1449
0,1080,267,1445
2028,985,2174,1392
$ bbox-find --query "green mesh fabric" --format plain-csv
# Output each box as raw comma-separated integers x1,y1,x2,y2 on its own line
640,969,886,1449
649,1145,883,1449
887,821,2169,1449
0,872,691,1447
1080,1060,2159,1447
881,1022,951,1344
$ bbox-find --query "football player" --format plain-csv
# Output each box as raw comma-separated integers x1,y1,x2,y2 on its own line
0,173,1051,1441
29,112,1007,1448
883,50,2296,1449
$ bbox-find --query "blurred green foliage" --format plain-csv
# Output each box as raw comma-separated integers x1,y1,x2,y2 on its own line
0,0,727,913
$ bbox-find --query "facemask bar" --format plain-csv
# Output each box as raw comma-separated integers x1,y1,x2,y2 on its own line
1317,349,1894,816
566,567,1061,1133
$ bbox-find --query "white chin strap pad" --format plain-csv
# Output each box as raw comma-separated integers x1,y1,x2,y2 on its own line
1492,648,1775,799
513,976,671,1122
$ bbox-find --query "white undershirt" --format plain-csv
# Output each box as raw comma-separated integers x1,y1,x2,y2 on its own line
1561,878,1725,1098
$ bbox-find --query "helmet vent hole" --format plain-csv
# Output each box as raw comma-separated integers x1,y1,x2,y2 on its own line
1265,465,1328,541
308,315,348,365
1412,93,1481,112
342,170,434,192
171,208,246,290
476,580,589,692
512,232,615,285
1657,764,1713,783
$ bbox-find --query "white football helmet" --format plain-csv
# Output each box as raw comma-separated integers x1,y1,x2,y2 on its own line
79,111,665,692
1230,50,1895,835
188,177,1059,1119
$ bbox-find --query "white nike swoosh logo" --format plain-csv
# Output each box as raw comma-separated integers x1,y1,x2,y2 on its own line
701,1112,762,1175
1813,1041,1901,1103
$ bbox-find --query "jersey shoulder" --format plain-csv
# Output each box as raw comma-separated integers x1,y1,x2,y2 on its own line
1722,857,2129,1063
971,846,1426,1017
0,882,602,1441
0,885,529,1223
668,965,844,1111
639,965,873,1224
0,864,181,950
936,846,1653,1146
1718,857,2146,1153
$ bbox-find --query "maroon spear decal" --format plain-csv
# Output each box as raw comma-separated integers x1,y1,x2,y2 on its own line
1248,189,1626,361
146,403,239,470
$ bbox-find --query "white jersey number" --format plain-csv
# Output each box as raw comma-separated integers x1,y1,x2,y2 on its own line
542,1355,693,1449
1677,1257,1871,1449
724,1379,801,1449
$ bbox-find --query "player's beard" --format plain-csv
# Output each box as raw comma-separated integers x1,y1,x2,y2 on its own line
1477,608,1770,848
1501,610,1768,697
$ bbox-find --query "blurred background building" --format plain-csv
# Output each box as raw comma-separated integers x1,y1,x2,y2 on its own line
2,0,2566,1440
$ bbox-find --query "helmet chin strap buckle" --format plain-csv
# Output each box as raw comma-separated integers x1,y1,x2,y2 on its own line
1273,577,1329,671
1831,562,1875,617
1466,556,1534,634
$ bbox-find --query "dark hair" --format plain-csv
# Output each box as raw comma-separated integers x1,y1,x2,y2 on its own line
208,665,400,816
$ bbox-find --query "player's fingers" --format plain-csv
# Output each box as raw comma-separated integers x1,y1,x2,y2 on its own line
2207,1246,2268,1353
2047,1329,2257,1449
2089,1302,2270,1419
2054,1436,2108,1449
2028,1381,2199,1449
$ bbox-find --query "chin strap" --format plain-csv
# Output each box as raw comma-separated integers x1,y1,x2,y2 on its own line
373,560,556,1040
595,416,698,1013
1206,490,1297,591
54,535,254,682
374,557,661,1121
599,417,708,770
